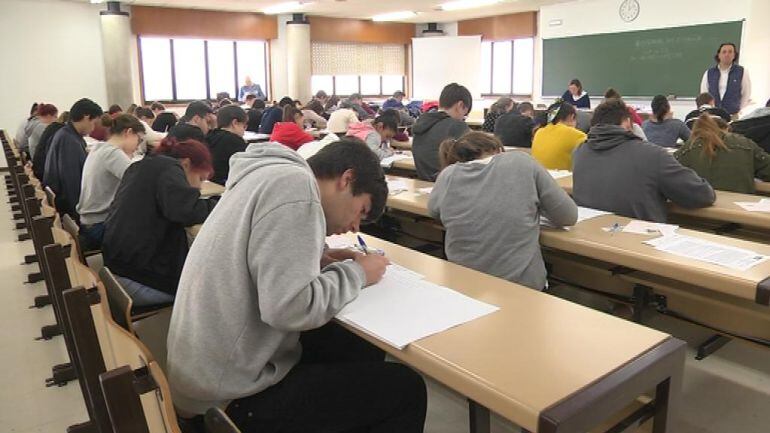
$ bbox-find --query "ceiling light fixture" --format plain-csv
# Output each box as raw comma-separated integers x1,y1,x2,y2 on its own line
263,1,312,15
372,11,417,22
439,0,501,11
89,0,104,4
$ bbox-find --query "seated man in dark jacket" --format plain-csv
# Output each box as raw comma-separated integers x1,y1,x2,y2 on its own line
684,93,731,130
412,83,471,181
246,100,266,132
572,99,715,223
259,97,294,134
102,137,218,307
43,98,103,221
731,99,770,153
493,102,536,148
207,105,248,185
168,101,215,143
32,120,66,182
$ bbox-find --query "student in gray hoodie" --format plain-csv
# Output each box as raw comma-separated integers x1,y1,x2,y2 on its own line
412,83,472,181
429,132,577,290
572,99,716,223
166,139,427,432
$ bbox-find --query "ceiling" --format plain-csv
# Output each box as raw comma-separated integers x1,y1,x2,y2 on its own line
73,0,575,23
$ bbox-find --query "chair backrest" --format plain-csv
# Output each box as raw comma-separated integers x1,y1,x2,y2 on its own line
62,213,87,265
205,407,242,433
44,185,56,208
99,267,134,334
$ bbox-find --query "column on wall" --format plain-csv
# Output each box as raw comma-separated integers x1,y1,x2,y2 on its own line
100,1,135,108
286,14,312,102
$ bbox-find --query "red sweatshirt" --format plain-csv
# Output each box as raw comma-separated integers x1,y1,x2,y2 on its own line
270,122,315,150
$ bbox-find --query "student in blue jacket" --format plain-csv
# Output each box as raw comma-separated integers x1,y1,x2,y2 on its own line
561,79,591,109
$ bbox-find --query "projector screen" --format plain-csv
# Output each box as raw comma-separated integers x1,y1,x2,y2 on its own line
412,36,482,100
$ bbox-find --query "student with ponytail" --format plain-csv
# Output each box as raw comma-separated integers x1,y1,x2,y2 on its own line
270,105,315,150
428,132,577,290
642,95,690,148
675,114,770,194
102,137,218,307
531,100,587,170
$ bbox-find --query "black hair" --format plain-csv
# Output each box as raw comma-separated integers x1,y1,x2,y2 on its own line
108,104,123,115
152,112,178,133
714,43,739,64
216,105,247,128
315,90,328,99
135,107,155,120
253,100,266,110
305,99,325,116
517,102,534,114
765,98,770,108
307,138,388,223
569,79,583,93
278,96,295,107
109,114,146,136
216,92,231,101
604,88,621,100
69,98,104,122
439,83,472,113
245,94,257,101
185,100,213,119
374,110,399,132
547,101,576,125
29,102,40,117
651,95,670,123
591,99,631,127
696,92,715,107
393,91,405,98
150,102,166,111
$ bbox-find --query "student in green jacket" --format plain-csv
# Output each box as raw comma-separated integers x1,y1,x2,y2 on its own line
674,114,770,194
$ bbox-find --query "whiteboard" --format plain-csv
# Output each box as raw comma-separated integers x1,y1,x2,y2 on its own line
412,36,482,100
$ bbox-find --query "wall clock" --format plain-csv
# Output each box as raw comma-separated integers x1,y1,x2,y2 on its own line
619,0,640,22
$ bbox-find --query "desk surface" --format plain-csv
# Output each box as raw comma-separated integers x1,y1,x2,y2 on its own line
384,176,770,305
348,234,672,432
200,181,225,198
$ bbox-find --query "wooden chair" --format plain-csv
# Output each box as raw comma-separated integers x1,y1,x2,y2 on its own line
61,213,101,265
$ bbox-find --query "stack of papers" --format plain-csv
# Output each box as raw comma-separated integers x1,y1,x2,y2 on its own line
541,207,610,229
380,154,411,168
622,220,678,237
735,199,770,212
548,170,572,180
644,235,768,271
337,264,499,349
417,187,433,195
387,179,408,195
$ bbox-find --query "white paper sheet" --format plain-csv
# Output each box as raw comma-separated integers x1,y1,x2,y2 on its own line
622,220,679,237
541,207,610,229
337,264,499,349
644,234,769,271
243,131,270,142
417,187,433,195
387,179,409,195
734,198,770,212
380,154,411,168
548,170,572,180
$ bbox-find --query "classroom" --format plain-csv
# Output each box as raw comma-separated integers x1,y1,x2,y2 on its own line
1,0,770,432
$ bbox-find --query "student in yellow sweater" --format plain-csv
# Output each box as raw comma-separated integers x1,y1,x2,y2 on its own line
531,101,587,170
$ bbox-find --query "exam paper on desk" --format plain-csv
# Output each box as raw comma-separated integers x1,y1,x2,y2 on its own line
644,234,769,271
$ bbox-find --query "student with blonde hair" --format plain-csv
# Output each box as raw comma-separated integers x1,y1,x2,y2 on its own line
428,132,577,290
675,114,770,194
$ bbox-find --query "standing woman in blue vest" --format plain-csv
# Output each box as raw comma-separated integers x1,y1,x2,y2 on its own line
700,43,751,118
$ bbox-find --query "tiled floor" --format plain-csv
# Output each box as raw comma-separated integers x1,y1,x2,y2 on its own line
0,179,769,433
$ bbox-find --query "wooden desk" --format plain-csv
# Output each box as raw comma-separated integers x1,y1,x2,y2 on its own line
200,181,225,197
346,234,683,433
392,157,416,171
384,176,770,306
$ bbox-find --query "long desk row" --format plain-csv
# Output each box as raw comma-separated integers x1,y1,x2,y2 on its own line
385,157,770,239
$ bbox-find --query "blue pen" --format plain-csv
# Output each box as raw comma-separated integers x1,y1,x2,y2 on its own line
357,235,369,255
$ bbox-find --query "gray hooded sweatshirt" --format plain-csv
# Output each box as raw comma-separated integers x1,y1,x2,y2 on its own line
166,143,366,415
572,124,715,223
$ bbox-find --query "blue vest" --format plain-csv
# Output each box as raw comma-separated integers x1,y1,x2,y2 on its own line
707,64,743,115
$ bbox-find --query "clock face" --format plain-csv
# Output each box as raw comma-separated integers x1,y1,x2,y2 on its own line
619,0,640,22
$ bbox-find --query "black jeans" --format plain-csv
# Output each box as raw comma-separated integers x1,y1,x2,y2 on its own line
225,323,427,433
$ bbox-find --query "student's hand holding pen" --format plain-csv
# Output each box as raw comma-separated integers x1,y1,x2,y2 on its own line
355,235,390,285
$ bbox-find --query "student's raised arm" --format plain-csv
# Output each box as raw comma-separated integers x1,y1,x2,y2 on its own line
657,150,715,208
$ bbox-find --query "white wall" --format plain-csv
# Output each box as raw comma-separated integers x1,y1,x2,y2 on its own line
269,14,291,101
537,0,769,118
0,0,108,139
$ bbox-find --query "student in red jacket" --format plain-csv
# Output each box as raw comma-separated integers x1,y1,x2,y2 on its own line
270,106,315,150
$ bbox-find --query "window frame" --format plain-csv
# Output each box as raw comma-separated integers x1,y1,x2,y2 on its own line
137,36,270,105
481,38,534,98
311,75,407,98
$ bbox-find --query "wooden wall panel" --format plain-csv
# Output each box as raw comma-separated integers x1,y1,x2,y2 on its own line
458,12,537,41
131,6,277,40
309,16,415,45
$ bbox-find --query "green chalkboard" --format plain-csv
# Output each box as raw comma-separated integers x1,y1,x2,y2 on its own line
542,21,743,98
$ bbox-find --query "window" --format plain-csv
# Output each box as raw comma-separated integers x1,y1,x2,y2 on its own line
481,38,534,96
309,75,406,97
311,75,334,96
311,42,405,97
360,75,381,95
382,75,405,96
335,75,359,96
138,36,269,103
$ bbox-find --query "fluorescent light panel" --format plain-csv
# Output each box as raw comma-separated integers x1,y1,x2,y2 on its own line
263,1,310,15
440,0,501,11
372,11,417,22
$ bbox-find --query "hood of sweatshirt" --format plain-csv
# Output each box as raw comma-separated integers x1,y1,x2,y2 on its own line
412,111,453,135
345,122,375,142
585,124,643,151
226,142,310,189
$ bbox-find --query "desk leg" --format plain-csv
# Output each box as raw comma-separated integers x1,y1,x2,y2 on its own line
652,378,671,433
468,400,490,433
